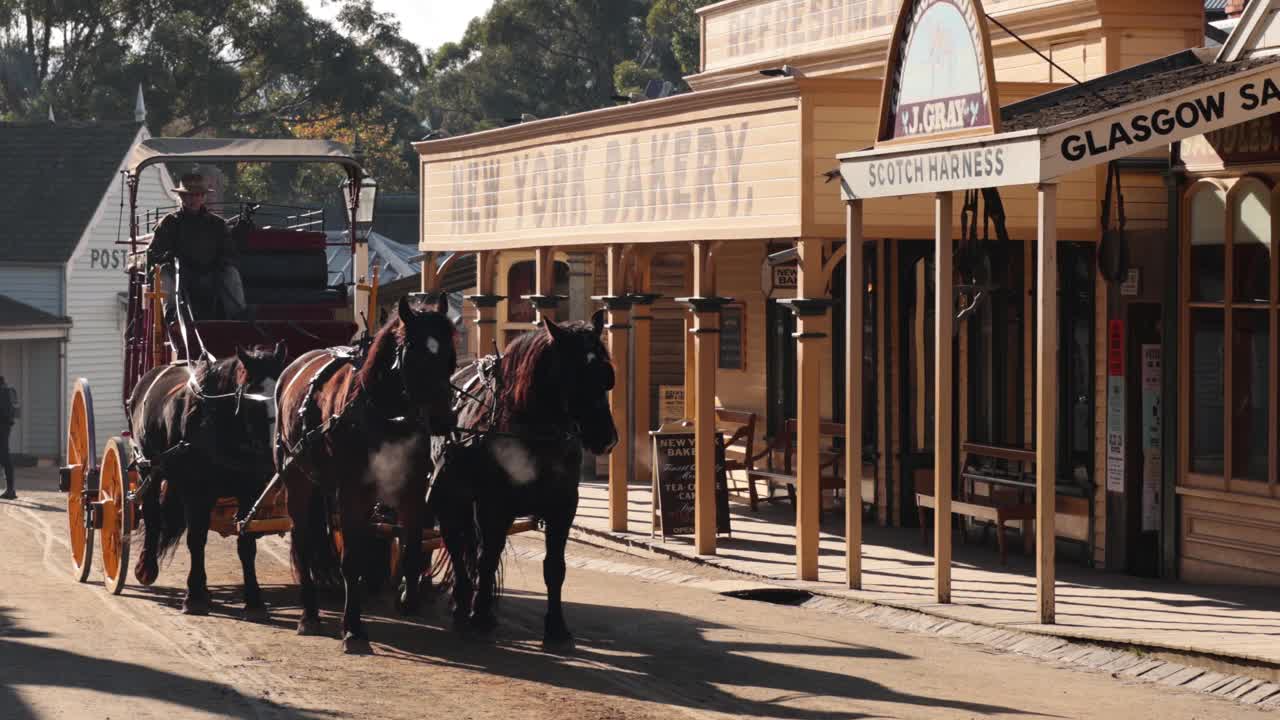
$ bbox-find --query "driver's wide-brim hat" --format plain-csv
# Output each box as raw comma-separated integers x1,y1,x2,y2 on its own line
173,173,211,195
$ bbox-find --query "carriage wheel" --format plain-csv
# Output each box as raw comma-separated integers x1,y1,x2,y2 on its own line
99,437,135,595
66,379,97,582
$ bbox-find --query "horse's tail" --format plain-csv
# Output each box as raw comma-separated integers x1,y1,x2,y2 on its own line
153,479,188,558
300,490,342,588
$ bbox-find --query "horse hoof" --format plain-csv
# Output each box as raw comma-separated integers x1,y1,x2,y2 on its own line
342,633,372,655
542,630,576,653
469,613,498,634
297,617,323,636
243,605,269,623
181,597,210,616
134,562,159,586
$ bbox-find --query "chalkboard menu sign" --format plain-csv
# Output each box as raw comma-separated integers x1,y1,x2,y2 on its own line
650,424,731,537
718,305,744,370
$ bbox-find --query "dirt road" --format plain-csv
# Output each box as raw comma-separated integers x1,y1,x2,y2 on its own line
0,469,1266,719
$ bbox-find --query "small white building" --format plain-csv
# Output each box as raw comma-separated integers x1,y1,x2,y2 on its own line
0,121,170,461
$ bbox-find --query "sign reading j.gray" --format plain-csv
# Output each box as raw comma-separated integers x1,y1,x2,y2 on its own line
877,0,998,144
1045,69,1280,177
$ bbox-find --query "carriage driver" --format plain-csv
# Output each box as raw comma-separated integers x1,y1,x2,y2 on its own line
148,173,247,320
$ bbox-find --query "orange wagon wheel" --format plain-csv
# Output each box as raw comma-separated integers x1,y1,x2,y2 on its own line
99,437,135,595
66,379,97,582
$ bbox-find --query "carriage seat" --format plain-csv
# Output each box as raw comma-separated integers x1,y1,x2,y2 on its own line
236,228,344,319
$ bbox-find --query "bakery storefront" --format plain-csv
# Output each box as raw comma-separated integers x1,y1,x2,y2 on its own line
417,0,1231,602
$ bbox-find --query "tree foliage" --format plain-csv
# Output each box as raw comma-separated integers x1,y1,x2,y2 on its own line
416,0,708,136
0,0,716,193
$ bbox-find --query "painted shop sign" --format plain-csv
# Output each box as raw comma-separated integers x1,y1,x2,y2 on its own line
1181,114,1280,169
423,108,798,244
700,0,1019,74
878,0,1000,143
1044,70,1280,177
840,138,1040,198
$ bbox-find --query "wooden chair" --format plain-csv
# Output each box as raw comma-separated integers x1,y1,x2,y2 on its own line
748,419,871,516
715,408,758,509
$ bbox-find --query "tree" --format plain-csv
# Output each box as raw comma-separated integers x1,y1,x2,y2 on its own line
646,0,715,77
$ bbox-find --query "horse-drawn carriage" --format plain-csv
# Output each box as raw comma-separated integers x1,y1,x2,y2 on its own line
61,138,380,594
59,137,619,653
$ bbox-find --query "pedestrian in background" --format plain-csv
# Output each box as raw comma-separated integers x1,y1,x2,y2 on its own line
0,375,15,499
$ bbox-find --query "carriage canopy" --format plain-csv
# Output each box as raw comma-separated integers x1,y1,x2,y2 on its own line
126,137,363,177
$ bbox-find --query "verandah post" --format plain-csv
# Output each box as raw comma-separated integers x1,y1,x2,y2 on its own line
934,191,954,604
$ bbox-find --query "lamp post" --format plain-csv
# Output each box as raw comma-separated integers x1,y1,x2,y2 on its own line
343,174,378,331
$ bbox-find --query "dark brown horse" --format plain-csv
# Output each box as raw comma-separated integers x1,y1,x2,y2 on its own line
130,343,287,618
275,293,456,654
431,311,617,648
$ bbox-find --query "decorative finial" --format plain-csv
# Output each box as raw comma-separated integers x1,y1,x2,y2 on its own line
134,84,147,123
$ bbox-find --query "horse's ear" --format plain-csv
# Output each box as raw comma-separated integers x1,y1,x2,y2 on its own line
273,340,288,363
398,294,413,324
543,317,567,343
435,292,449,316
235,345,250,366
591,309,606,339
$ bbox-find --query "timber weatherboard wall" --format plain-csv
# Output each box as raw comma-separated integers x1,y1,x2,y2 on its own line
64,129,172,443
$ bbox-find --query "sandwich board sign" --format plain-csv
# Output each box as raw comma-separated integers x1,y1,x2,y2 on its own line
650,423,731,538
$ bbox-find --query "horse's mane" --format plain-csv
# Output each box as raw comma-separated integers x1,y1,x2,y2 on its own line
190,346,275,390
357,313,406,387
496,320,606,422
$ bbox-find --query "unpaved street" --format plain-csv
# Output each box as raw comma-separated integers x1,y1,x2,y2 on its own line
0,470,1266,719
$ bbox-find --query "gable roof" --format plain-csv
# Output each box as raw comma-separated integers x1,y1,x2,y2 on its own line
0,123,143,263
0,293,70,328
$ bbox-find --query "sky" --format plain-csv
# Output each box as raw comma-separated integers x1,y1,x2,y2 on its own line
303,0,496,52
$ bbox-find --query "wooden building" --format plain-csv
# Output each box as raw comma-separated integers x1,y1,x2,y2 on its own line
415,0,1280,609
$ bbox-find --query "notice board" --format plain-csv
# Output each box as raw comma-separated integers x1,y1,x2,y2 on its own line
718,305,745,370
650,424,730,537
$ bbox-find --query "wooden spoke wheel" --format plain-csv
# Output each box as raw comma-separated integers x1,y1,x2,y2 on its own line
99,437,136,595
66,378,97,582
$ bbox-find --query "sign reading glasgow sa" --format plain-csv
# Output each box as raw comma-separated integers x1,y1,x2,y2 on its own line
1059,78,1280,162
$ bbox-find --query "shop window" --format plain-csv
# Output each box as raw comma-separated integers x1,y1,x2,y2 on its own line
1189,185,1226,302
1183,177,1279,486
1233,183,1271,303
506,259,570,323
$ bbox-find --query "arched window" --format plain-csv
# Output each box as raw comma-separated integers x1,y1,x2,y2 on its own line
1183,177,1279,486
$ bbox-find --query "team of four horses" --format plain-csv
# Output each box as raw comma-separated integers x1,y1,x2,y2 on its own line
127,294,617,654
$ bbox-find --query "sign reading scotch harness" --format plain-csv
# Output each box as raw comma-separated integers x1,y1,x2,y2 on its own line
650,424,731,537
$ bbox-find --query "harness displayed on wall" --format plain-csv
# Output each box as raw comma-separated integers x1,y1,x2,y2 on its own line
954,187,1009,331
1098,160,1129,284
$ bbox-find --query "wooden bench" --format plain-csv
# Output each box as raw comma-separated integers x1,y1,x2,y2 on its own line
915,442,1036,565
715,408,759,509
747,419,875,516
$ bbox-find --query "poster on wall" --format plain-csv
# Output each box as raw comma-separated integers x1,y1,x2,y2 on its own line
1140,345,1162,532
1106,319,1126,493
659,385,685,424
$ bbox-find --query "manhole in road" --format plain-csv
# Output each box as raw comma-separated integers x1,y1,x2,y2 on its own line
719,587,815,606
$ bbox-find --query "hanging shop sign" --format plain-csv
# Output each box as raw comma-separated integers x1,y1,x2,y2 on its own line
1043,67,1280,178
877,0,1001,145
650,425,731,538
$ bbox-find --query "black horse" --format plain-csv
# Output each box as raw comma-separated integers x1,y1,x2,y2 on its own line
275,293,457,654
130,343,287,618
432,311,617,648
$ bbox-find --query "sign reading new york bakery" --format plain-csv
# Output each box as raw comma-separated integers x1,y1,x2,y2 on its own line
419,97,802,249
